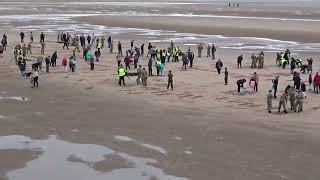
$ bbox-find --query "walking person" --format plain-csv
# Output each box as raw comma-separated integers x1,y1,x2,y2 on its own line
167,70,173,90
118,41,123,56
51,51,58,67
197,43,203,57
141,44,144,56
253,72,259,92
215,59,223,75
20,32,25,43
188,51,194,68
110,41,114,53
314,72,320,94
278,92,288,113
40,32,45,43
142,67,148,86
148,58,153,76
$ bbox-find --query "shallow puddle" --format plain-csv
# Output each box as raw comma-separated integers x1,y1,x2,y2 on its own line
0,135,188,180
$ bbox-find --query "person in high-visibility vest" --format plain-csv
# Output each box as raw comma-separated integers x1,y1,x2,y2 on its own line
155,58,161,76
118,64,126,86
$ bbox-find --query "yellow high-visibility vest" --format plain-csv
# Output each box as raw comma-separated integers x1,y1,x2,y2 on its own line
118,68,126,77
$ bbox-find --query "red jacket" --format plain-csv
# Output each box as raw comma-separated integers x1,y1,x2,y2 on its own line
124,56,131,65
314,74,320,85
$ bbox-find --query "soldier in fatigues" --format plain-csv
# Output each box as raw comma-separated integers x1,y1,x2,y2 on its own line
251,54,257,68
278,92,288,113
267,90,273,113
136,65,142,85
197,44,203,57
288,86,297,110
295,90,304,112
206,44,211,57
141,67,148,86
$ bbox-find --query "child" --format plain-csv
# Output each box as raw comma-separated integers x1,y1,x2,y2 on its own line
94,49,101,62
249,78,256,93
167,70,173,90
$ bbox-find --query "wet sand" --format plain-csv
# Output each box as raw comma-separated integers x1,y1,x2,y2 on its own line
78,15,320,43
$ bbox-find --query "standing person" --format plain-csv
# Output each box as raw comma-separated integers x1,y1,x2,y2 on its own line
118,64,126,86
215,59,223,75
170,40,174,51
79,34,85,47
253,72,259,92
141,67,148,86
87,34,91,44
69,56,76,72
237,54,243,68
91,33,96,45
133,53,139,69
124,54,131,70
251,54,257,68
101,36,105,48
314,72,320,94
278,92,288,113
29,32,34,43
51,51,58,67
116,53,122,67
45,56,50,73
288,86,297,110
147,42,152,57
293,73,301,90
167,70,173,90
27,42,32,54
40,41,45,55
110,41,114,53
37,56,43,72
94,49,101,62
107,36,111,48
62,56,68,72
20,32,25,43
272,76,279,98
290,58,296,74
20,60,26,78
118,41,122,56
136,65,142,85
40,32,45,43
307,58,313,73
188,51,194,68
148,58,153,76
130,40,134,50
181,53,189,70
224,68,228,85
155,58,162,76
63,33,69,49
89,53,94,70
294,90,304,112
211,44,216,59
141,44,144,56
96,39,102,53
32,69,39,88
206,44,211,57
267,90,273,113
236,79,246,94
22,44,27,56
197,43,203,57
309,73,313,90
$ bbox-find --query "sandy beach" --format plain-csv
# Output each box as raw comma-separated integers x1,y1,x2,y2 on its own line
1,1,320,180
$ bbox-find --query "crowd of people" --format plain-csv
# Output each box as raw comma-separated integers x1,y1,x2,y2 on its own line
1,31,319,113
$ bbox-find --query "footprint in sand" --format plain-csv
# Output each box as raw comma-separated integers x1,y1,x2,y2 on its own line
85,86,94,90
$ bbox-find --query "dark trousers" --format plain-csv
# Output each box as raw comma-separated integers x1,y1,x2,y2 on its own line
237,84,242,93
90,63,94,70
46,64,49,73
273,85,278,98
167,80,173,90
156,67,159,76
254,82,258,92
33,77,38,87
148,67,152,76
190,60,193,68
117,61,121,67
126,64,130,70
225,77,228,85
119,76,125,86
217,68,221,74
63,43,68,49
238,61,242,68
294,83,300,90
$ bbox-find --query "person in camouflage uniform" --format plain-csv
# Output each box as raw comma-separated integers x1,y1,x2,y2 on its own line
278,92,288,113
288,86,297,110
267,90,273,113
295,90,304,112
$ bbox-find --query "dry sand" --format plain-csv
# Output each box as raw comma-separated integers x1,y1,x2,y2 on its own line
0,31,320,180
